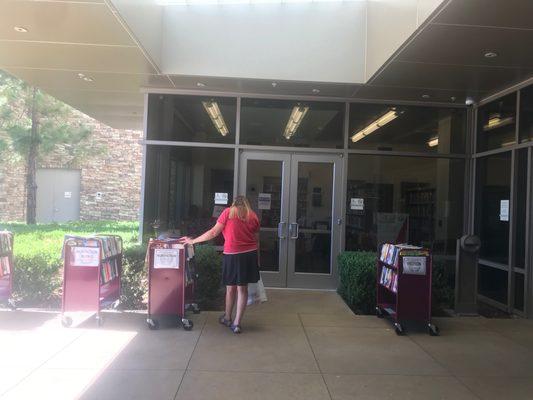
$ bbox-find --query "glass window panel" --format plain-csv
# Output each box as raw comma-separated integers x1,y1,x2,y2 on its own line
240,98,344,148
514,149,528,269
478,264,508,305
514,272,525,311
519,85,533,143
294,162,334,274
477,93,517,152
349,104,466,153
143,146,234,241
147,94,236,143
475,152,511,264
345,155,465,256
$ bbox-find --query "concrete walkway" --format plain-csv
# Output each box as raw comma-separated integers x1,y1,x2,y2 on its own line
1,289,533,400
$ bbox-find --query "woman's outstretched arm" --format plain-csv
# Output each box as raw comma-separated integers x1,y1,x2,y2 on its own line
183,222,224,245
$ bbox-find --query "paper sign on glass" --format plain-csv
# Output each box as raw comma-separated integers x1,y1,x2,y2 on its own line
350,198,364,211
402,256,426,275
154,248,180,269
500,200,509,221
258,193,272,210
72,246,100,267
64,191,72,199
214,192,228,205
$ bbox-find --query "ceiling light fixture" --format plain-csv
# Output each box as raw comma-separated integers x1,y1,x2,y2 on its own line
14,26,28,33
351,108,400,143
312,89,320,94
483,113,514,131
196,82,206,87
422,94,430,99
427,137,439,147
484,51,498,58
202,101,229,136
83,77,94,82
271,82,278,88
284,105,309,139
77,73,85,79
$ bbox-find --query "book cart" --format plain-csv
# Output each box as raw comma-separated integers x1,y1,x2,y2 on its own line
146,239,199,331
0,231,16,310
61,235,122,327
376,243,439,336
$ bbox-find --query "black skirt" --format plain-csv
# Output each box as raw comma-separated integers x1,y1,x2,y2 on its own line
222,250,260,286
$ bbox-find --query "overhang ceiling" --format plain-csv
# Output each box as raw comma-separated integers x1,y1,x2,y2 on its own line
0,0,532,130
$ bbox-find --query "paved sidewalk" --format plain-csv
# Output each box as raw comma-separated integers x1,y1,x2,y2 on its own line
1,289,533,399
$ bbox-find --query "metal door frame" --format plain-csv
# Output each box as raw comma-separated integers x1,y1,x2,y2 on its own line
239,150,343,289
239,151,291,287
287,153,343,289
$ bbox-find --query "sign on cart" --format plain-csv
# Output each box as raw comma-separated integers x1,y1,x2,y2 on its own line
154,248,180,269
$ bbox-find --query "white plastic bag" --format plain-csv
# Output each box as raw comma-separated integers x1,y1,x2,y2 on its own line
247,279,268,306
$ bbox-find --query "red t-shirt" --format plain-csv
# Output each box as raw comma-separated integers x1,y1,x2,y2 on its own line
217,208,260,254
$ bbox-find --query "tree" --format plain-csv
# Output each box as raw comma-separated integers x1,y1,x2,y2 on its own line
0,70,94,224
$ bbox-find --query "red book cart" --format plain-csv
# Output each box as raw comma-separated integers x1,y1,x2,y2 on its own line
146,239,199,330
0,231,16,310
376,243,439,336
61,235,122,327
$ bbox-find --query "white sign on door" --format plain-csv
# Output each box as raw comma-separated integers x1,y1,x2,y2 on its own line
500,200,509,221
350,198,364,211
258,193,272,210
214,192,228,205
64,191,72,199
72,246,100,267
154,248,180,269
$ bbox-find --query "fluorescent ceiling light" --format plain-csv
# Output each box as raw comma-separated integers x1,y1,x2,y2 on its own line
427,137,439,147
14,26,28,33
483,113,514,131
351,109,399,143
202,101,229,136
284,106,309,140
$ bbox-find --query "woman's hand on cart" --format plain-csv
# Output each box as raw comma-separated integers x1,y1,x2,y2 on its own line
178,236,195,246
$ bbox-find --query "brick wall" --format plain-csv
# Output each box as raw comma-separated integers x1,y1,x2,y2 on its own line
0,114,143,222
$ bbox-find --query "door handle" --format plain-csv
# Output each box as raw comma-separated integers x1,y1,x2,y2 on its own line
289,223,299,239
278,222,287,239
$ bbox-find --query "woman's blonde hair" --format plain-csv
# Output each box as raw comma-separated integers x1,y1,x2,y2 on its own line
229,195,252,221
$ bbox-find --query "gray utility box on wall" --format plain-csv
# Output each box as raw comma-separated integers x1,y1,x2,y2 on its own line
454,235,481,315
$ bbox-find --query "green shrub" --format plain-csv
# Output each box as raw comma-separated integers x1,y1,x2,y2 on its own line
337,251,376,314
432,258,455,311
13,254,62,307
120,243,148,310
194,245,223,310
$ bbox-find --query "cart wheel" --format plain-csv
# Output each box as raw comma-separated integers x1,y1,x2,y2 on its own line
375,306,384,318
192,304,201,314
7,298,16,310
428,324,440,336
394,323,404,336
182,318,193,331
147,318,159,330
61,316,73,328
111,299,121,310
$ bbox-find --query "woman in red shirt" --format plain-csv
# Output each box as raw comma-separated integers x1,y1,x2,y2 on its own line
183,196,260,334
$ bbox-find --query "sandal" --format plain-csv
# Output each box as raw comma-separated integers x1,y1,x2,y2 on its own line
230,324,242,334
219,314,232,327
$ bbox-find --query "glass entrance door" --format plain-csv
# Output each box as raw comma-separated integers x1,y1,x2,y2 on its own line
239,151,342,289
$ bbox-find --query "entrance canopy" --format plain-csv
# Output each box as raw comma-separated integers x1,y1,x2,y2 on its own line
1,0,532,129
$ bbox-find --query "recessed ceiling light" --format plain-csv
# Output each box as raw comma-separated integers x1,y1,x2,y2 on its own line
450,96,457,102
484,51,498,58
271,82,278,88
77,73,86,79
422,94,430,99
312,88,320,94
83,76,94,82
196,82,206,87
14,26,28,33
